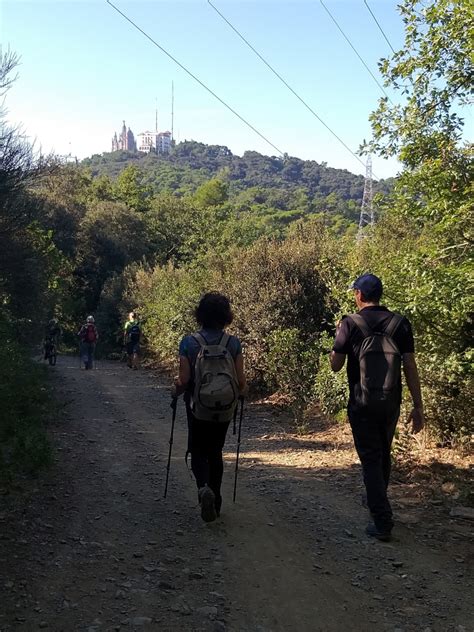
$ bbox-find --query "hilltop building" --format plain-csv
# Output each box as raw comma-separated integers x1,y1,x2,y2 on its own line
112,121,137,152
136,130,172,154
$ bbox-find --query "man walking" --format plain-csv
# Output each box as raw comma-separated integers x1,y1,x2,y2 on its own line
78,315,98,370
330,274,424,541
123,311,141,369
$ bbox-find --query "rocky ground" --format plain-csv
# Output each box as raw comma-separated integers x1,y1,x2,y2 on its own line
0,357,472,632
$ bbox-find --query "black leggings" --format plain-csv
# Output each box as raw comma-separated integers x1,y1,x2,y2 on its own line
186,405,230,508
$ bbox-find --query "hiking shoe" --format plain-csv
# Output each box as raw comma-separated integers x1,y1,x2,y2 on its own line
215,496,222,518
198,485,217,523
365,522,392,542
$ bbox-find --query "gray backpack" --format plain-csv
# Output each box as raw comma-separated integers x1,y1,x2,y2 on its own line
348,313,403,413
191,332,239,423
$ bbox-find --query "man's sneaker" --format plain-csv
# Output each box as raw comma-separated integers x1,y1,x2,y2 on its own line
198,486,217,523
366,522,392,542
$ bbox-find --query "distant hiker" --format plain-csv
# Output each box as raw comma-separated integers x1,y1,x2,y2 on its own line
123,311,141,369
330,274,424,542
43,318,61,359
78,315,98,370
172,292,247,523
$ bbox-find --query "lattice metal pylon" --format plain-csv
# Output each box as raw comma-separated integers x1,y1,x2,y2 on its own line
358,155,374,238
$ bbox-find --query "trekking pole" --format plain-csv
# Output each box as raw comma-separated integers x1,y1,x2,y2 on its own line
164,396,178,498
233,397,245,503
233,404,238,435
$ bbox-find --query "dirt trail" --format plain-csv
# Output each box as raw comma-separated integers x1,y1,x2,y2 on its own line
0,357,472,632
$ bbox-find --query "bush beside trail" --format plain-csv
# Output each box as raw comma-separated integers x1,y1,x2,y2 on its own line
0,317,52,484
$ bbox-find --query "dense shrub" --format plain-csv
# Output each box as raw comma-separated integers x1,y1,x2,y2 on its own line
0,317,52,482
352,211,473,444
128,264,207,366
265,328,320,424
216,226,338,384
313,333,348,421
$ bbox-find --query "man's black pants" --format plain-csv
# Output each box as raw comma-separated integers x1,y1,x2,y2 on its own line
186,405,230,511
348,405,400,533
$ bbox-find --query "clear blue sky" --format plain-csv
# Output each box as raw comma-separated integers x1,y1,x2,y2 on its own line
2,1,407,177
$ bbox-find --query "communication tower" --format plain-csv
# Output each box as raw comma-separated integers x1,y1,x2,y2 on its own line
358,155,374,237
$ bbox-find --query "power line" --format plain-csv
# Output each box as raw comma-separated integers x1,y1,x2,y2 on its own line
363,0,397,55
207,0,369,173
319,0,391,102
105,0,284,156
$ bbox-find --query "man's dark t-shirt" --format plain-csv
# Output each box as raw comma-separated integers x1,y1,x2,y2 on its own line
332,306,415,406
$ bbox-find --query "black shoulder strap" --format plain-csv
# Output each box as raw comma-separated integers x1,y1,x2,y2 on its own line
384,314,403,338
348,313,373,339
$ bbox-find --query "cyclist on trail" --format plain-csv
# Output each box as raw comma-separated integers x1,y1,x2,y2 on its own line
78,315,98,370
123,311,141,369
43,318,61,360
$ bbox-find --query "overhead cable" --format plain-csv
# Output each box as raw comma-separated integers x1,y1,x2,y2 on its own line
363,0,397,55
207,0,369,173
105,0,284,156
319,0,391,102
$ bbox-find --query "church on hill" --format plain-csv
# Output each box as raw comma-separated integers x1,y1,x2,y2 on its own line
112,121,137,152
111,119,172,155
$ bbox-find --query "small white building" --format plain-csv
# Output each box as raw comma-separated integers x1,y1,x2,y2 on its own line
137,130,172,154
157,131,172,154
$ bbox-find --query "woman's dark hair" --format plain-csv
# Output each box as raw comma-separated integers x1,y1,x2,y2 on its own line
195,292,233,329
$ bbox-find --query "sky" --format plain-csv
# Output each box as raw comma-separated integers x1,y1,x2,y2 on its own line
2,0,410,178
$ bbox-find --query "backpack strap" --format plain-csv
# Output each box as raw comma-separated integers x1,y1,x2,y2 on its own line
384,314,403,338
348,313,373,339
219,332,230,348
192,332,208,347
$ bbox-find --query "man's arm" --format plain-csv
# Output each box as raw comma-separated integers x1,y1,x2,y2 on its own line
402,353,424,433
330,351,346,372
330,317,349,372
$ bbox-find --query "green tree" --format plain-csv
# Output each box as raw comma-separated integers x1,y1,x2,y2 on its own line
194,177,229,208
76,201,149,309
365,0,472,166
114,165,151,212
361,0,473,442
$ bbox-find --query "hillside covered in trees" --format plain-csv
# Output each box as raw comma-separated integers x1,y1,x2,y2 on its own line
1,0,472,484
82,142,392,226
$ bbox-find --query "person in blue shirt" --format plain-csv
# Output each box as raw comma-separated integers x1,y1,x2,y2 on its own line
173,292,247,522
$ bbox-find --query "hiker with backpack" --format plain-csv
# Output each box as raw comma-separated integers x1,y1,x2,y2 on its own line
172,292,247,523
123,311,141,369
330,274,424,542
43,318,61,360
78,315,98,370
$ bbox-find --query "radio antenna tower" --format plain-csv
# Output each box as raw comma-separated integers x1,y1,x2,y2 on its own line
171,81,174,142
358,155,374,238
